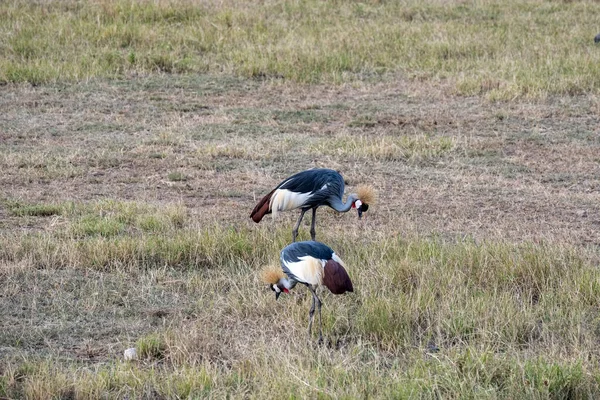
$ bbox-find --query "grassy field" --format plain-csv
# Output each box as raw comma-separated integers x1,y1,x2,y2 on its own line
2,0,600,398
2,0,600,98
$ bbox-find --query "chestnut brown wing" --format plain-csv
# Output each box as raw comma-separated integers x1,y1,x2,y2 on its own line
323,260,354,294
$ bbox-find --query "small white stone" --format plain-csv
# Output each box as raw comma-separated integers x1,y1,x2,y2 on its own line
124,347,137,361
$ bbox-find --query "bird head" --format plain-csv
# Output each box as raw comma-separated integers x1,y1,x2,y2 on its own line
271,283,290,300
352,199,369,219
352,185,375,219
261,265,290,300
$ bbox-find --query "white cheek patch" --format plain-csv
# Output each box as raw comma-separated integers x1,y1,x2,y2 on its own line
355,200,363,209
273,285,281,293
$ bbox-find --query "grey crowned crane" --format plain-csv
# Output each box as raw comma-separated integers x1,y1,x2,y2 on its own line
250,168,375,242
261,241,354,342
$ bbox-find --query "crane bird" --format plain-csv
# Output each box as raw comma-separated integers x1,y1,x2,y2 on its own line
250,168,375,242
261,241,354,342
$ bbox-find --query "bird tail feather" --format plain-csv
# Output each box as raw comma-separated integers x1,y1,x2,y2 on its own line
250,189,275,223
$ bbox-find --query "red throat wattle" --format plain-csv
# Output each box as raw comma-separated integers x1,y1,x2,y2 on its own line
283,288,290,294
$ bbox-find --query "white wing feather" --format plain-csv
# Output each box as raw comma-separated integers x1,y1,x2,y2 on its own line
269,189,311,217
283,256,324,285
332,253,346,268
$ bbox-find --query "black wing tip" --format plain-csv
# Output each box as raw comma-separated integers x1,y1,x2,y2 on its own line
342,281,354,294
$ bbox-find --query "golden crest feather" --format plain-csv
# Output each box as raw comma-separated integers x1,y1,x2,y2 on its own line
356,184,376,205
260,264,285,285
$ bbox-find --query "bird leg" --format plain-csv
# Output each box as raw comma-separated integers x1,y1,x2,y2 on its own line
308,286,323,343
292,209,307,242
310,208,317,241
316,291,323,344
308,287,316,338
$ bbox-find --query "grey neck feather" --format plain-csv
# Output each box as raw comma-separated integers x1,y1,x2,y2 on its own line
329,193,357,213
279,278,297,290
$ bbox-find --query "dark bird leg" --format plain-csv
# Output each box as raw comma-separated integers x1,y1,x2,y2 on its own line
308,286,316,338
316,291,323,344
292,209,307,242
310,208,317,241
308,286,323,343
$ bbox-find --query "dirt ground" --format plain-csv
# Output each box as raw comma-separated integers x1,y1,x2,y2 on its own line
1,75,599,245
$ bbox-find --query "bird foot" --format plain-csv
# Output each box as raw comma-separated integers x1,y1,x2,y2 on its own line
307,335,325,347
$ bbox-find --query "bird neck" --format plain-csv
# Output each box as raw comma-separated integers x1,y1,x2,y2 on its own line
329,194,357,213
279,277,297,290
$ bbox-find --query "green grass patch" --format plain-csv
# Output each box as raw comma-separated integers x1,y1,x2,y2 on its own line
0,199,282,270
167,171,187,182
7,202,64,217
70,215,126,238
136,333,167,360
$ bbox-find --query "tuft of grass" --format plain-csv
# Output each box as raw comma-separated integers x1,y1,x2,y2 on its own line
70,215,126,238
137,334,167,360
167,171,187,182
311,135,456,162
7,202,64,217
148,152,167,159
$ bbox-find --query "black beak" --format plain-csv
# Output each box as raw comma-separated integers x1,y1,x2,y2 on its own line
357,209,363,219
275,291,281,300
